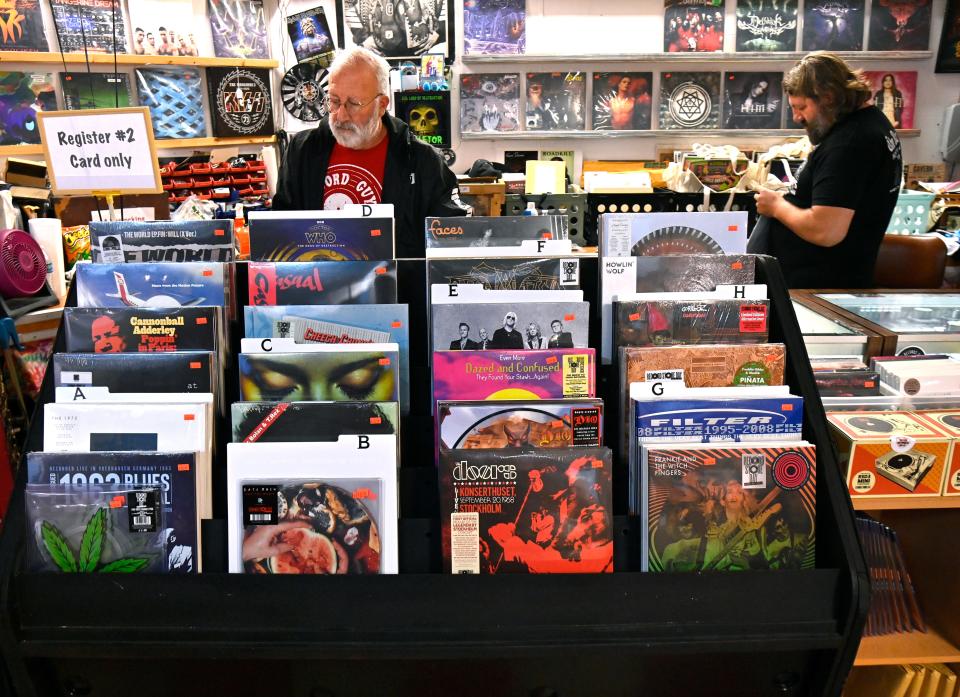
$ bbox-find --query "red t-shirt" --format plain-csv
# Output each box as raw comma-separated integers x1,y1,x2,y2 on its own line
323,135,388,210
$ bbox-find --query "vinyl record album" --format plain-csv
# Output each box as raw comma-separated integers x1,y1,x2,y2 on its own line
630,226,726,255
207,66,274,137
281,62,328,122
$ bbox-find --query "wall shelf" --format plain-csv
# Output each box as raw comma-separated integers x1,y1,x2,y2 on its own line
0,136,275,156
855,628,960,666
0,50,278,69
462,51,933,64
853,496,960,511
460,129,921,140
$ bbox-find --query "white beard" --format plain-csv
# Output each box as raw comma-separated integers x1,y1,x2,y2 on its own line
330,110,382,149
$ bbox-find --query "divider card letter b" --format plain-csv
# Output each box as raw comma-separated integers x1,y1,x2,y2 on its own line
37,107,163,195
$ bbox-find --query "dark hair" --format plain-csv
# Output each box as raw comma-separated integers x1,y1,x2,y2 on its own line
782,51,871,118
880,73,898,91
458,322,470,331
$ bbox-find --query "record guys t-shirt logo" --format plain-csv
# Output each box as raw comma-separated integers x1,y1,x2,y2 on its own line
323,138,388,210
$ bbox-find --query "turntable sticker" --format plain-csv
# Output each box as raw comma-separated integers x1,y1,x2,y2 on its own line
562,354,590,396
450,512,480,574
852,470,876,493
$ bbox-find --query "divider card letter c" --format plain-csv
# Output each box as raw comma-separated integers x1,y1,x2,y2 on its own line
260,338,272,352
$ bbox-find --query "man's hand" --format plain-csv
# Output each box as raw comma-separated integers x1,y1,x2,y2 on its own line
755,189,855,248
242,520,311,562
754,189,785,218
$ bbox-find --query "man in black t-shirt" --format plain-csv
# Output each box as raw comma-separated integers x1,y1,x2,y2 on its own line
751,52,902,288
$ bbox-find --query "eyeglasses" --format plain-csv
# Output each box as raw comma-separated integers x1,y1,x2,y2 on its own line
324,94,383,114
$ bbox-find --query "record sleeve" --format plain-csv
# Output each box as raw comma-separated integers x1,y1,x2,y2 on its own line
207,0,268,59
53,351,215,394
394,90,451,149
248,261,397,305
248,209,395,262
27,452,198,573
432,301,589,352
232,401,399,442
135,67,207,139
206,66,275,137
864,71,916,129
338,0,449,59
868,0,930,49
615,299,770,348
0,1,47,51
463,0,525,54
0,72,55,145
664,0,725,51
600,212,748,257
63,307,219,354
592,72,653,131
622,344,786,388
459,73,520,133
281,62,328,122
735,0,798,50
89,220,235,263
50,0,127,53
439,447,614,573
642,443,816,571
814,370,880,397
60,72,131,110
128,0,212,56
525,72,585,131
427,257,580,290
76,262,227,309
425,216,566,248
723,72,783,129
286,6,335,64
936,0,960,72
802,0,864,50
659,71,721,130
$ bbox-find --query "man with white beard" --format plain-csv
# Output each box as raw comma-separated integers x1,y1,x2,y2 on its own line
273,47,467,257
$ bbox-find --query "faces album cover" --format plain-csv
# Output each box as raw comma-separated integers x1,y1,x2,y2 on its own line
592,72,652,131
460,73,521,133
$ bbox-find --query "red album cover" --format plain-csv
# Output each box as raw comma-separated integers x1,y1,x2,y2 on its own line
864,70,916,129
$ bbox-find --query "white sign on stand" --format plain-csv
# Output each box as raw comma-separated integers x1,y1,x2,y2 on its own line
37,107,163,195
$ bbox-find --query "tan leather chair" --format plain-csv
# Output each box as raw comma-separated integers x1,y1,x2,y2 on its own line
873,234,946,288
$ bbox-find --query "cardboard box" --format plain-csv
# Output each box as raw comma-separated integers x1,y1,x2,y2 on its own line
828,411,949,497
913,410,960,495
5,158,47,188
904,163,947,191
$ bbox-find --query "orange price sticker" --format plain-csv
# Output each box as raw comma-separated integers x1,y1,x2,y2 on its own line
731,261,743,270
629,313,641,321
371,229,382,237
214,229,225,236
865,381,876,388
545,356,558,364
183,414,195,421
564,314,575,321
190,362,201,369
727,225,739,232
391,321,402,328
178,463,191,471
704,457,716,465
375,267,387,274
378,358,391,365
782,403,793,411
202,269,213,276
196,317,208,325
110,495,124,509
369,417,382,425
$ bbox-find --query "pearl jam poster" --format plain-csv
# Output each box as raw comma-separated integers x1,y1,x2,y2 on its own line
664,0,725,52
592,72,652,130
337,0,452,60
394,89,451,148
868,0,930,50
735,0,797,50
0,1,48,51
722,72,783,129
802,0,864,50
658,71,720,130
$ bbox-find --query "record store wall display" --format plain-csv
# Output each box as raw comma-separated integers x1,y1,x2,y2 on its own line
49,0,127,53
592,72,653,131
128,0,213,57
664,0,725,51
207,0,269,59
659,71,721,130
281,62,329,123
936,0,960,71
802,0,865,50
460,73,520,133
525,72,585,131
735,0,797,50
60,73,131,110
337,0,452,59
867,0,930,50
206,67,275,138
864,71,917,130
0,72,55,145
462,0,525,55
394,90,451,149
0,0,47,51
286,6,336,64
136,67,207,140
723,72,783,129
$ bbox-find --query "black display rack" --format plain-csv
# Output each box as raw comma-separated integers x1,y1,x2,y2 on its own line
0,255,868,697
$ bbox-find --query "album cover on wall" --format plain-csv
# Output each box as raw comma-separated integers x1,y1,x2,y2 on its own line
659,71,721,130
338,0,450,59
136,67,207,139
60,73,131,110
206,66,275,137
0,72,55,145
735,0,797,50
525,72,585,130
247,261,398,306
89,220,235,263
664,0,725,51
50,0,127,53
128,0,211,56
460,73,520,132
936,0,960,72
76,262,227,309
463,0,524,54
232,401,399,442
868,0,930,50
864,71,916,129
427,257,580,290
432,302,589,352
723,72,783,129
0,1,47,51
248,210,395,262
395,90,451,148
591,73,652,131
63,307,219,354
207,0,269,58
802,0,864,50
286,6,335,64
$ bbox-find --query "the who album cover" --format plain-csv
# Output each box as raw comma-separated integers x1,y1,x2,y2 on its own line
0,1,47,51
659,71,721,130
206,67,274,138
286,6,335,64
60,72,130,110
600,211,748,257
248,213,395,262
642,444,816,571
49,0,127,53
89,220,234,263
802,0,864,50
460,73,520,133
868,0,930,50
428,258,580,291
27,451,199,573
615,299,770,348
440,447,613,573
664,0,725,51
437,400,603,451
135,67,207,139
525,72,585,131
207,0,268,59
864,70,916,129
425,215,567,247
432,349,596,404
592,72,652,131
54,351,215,394
0,72,54,145
248,261,397,306
128,0,212,56
735,0,797,50
232,401,399,442
463,0,524,54
338,0,449,59
395,90,451,149
64,307,219,354
76,262,227,309
432,301,589,352
723,72,783,129
238,349,400,403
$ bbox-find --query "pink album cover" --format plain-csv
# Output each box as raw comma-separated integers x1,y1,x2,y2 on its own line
864,71,916,130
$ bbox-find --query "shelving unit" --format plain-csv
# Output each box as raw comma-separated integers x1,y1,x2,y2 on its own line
461,51,933,64
461,129,921,140
0,136,275,157
852,496,960,511
856,629,960,666
0,50,278,68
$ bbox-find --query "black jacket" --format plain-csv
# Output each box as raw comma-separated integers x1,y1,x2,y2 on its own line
273,115,467,258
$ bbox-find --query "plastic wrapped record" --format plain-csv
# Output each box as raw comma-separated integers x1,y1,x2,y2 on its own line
630,226,725,256
281,63,328,122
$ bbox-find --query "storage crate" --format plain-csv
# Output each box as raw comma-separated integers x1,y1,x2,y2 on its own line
886,190,935,235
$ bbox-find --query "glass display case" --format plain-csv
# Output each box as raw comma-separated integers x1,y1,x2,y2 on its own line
790,293,884,362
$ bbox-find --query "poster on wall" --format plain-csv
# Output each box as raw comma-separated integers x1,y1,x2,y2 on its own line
136,67,207,139
722,72,783,129
0,1,48,51
864,70,916,129
395,90,451,148
664,0,725,52
337,0,452,60
462,0,524,55
0,72,55,145
286,6,335,64
460,73,520,132
937,0,960,71
735,0,797,50
868,0,930,50
60,72,131,110
801,0,864,50
659,71,720,130
525,72,585,131
49,0,128,53
591,72,652,130
128,0,212,56
207,0,269,59
206,66,275,137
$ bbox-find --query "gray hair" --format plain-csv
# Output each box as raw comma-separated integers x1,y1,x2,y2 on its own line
329,47,391,98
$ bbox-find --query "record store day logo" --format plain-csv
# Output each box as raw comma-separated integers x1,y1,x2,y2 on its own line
216,69,270,135
668,80,712,127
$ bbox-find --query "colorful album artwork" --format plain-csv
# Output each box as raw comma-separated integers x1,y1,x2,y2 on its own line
664,0,725,51
128,0,212,56
60,73,131,110
49,0,127,53
0,72,55,145
659,71,721,130
338,0,450,59
395,90,451,148
868,0,930,50
0,1,48,51
206,67,275,137
460,73,520,133
592,72,653,130
936,0,960,72
462,0,525,54
723,72,783,129
735,0,798,50
525,72,585,130
802,0,865,50
864,71,916,129
135,67,207,139
207,0,269,59
286,6,335,64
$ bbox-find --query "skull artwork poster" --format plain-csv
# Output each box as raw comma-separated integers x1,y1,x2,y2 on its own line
395,89,451,147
